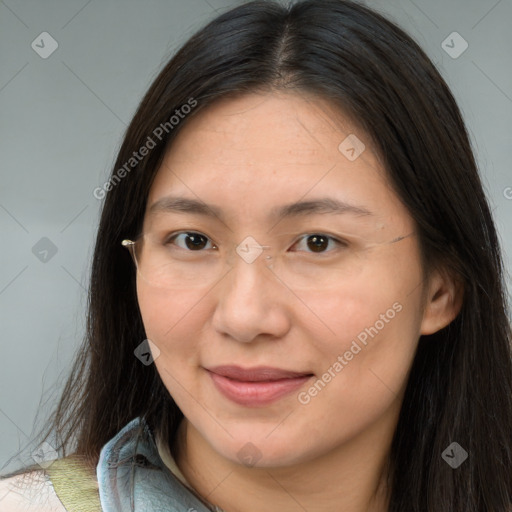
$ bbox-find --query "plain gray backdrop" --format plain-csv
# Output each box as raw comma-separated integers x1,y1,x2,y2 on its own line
1,0,511,473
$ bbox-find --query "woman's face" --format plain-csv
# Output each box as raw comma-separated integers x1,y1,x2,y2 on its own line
136,91,434,467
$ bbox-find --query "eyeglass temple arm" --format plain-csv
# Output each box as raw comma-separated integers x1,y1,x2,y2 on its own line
120,232,416,250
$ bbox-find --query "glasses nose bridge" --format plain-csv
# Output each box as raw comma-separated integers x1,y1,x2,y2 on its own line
232,237,275,268
222,243,280,297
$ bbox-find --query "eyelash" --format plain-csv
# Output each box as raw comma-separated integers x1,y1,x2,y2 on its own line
164,231,348,254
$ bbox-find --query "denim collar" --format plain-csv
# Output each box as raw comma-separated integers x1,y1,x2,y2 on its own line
96,416,214,511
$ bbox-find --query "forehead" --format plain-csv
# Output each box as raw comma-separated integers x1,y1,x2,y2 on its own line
145,92,412,232
162,91,379,166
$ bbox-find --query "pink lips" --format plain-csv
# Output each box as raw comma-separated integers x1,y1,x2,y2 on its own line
206,365,314,407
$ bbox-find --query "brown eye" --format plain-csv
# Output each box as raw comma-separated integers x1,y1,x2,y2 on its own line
167,232,214,251
292,234,346,254
306,234,329,253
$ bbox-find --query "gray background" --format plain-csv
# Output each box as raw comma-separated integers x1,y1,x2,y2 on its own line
1,0,511,472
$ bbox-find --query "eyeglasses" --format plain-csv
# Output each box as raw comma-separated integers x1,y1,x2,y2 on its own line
122,229,417,291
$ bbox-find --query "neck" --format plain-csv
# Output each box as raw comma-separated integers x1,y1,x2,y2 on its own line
173,410,397,512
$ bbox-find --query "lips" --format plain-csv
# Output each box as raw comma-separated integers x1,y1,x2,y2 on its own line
208,365,311,381
206,365,314,407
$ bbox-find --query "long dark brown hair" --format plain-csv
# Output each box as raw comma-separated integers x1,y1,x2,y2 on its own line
2,1,511,510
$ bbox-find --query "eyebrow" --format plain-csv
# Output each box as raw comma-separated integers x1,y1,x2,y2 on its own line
148,196,374,221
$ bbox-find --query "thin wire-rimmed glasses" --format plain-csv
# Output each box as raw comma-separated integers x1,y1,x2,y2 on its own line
122,230,417,291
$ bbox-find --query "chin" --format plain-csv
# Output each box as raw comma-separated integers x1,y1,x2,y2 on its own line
204,426,316,469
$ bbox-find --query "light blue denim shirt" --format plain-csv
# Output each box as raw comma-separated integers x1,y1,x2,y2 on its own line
96,416,222,511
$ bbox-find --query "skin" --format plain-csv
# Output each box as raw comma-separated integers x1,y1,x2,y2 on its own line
135,91,463,512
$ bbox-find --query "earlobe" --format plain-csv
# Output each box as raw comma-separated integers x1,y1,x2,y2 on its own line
419,269,464,336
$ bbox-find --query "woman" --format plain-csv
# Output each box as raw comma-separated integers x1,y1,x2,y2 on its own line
1,0,511,510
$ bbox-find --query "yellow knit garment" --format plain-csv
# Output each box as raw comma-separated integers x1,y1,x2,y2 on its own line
45,455,102,512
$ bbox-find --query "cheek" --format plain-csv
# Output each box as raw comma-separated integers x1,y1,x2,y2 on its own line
303,273,411,356
308,261,423,412
297,305,419,447
307,247,422,367
136,281,208,363
137,283,208,410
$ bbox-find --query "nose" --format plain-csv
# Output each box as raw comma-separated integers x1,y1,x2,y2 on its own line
211,249,291,343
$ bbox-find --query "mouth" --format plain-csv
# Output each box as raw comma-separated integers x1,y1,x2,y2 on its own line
205,365,314,407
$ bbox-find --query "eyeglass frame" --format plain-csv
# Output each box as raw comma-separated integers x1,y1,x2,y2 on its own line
121,230,417,271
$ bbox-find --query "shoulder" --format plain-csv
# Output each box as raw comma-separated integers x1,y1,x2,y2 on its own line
0,469,67,512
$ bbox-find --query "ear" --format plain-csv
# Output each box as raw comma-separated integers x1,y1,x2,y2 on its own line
420,267,464,335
